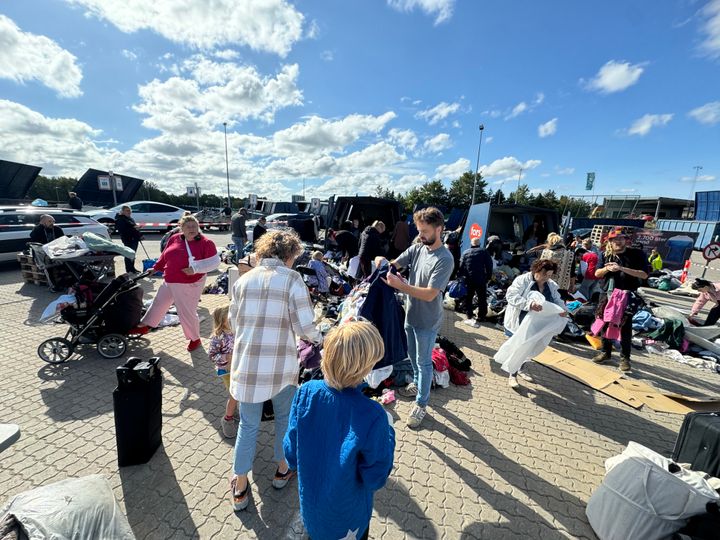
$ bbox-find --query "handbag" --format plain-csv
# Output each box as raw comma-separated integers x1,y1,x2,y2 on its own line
447,279,467,299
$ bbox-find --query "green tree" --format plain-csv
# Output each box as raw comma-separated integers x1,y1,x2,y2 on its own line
508,184,532,205
447,170,488,207
403,179,449,210
530,189,560,209
27,176,78,202
489,188,507,205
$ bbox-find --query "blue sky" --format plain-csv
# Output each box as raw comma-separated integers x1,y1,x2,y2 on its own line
0,0,718,202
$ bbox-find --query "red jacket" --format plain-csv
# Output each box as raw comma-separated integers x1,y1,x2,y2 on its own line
154,234,217,283
582,252,598,280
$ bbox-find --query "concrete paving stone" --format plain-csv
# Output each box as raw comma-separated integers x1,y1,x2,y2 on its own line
3,237,720,538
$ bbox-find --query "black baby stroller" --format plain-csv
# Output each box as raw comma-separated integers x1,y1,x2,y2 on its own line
38,270,151,363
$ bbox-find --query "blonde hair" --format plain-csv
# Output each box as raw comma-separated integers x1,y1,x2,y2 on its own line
311,250,323,261
254,229,304,262
211,305,232,337
582,238,592,249
179,214,199,227
546,232,562,246
321,322,384,390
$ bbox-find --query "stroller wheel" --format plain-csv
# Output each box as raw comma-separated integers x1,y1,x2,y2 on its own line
98,334,128,359
38,338,73,364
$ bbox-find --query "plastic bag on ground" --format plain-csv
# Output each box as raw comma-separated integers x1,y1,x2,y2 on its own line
0,475,135,540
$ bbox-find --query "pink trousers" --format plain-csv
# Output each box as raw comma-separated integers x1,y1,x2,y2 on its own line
141,279,205,341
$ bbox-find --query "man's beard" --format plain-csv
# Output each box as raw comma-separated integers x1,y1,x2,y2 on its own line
421,234,436,246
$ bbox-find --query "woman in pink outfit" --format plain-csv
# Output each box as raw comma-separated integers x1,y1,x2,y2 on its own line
133,215,219,351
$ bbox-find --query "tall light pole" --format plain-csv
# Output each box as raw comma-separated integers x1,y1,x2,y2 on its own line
223,122,231,209
471,124,485,206
689,165,703,201
515,167,523,204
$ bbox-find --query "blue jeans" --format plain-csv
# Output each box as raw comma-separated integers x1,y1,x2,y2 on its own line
232,236,246,255
233,385,296,475
404,324,439,407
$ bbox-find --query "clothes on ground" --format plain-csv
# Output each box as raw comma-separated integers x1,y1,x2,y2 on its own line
632,309,664,332
648,319,685,350
229,258,321,404
691,282,720,318
540,244,574,291
495,291,568,374
648,253,663,271
297,339,323,370
503,271,564,334
42,235,90,259
40,294,78,321
306,260,330,293
283,380,395,540
208,330,234,376
394,243,454,330
82,232,135,259
29,224,65,245
153,234,218,283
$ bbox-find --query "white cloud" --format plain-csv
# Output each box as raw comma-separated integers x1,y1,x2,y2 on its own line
388,128,418,151
387,0,454,25
480,156,542,179
212,49,240,60
65,0,305,56
0,15,83,97
689,101,720,125
485,136,494,144
121,49,138,61
625,113,673,136
0,99,107,175
534,93,545,105
538,118,558,138
584,60,645,94
556,166,575,175
505,102,528,120
482,109,502,119
134,58,303,133
423,133,452,153
415,101,460,125
320,50,334,62
699,0,720,58
680,174,716,182
617,188,638,193
436,158,470,179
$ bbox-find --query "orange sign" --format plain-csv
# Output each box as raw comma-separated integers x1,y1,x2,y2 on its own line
469,223,483,239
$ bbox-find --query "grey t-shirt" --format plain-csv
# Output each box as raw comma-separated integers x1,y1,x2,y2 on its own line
395,243,454,329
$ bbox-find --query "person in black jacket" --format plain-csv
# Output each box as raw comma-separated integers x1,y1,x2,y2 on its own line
115,205,141,273
29,215,65,245
333,220,359,262
253,216,267,243
67,192,83,211
358,221,385,278
458,237,494,327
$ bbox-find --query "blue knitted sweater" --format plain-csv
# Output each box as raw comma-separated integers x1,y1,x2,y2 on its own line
283,380,395,540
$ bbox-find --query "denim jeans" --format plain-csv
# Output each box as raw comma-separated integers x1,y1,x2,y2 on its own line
404,323,440,407
232,236,246,256
233,384,296,475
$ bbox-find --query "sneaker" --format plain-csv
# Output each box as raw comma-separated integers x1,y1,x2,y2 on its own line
462,318,479,328
221,416,237,438
517,370,534,383
592,351,611,364
398,383,419,398
187,339,202,352
230,477,249,511
406,404,427,429
619,356,632,372
508,375,520,389
272,468,295,489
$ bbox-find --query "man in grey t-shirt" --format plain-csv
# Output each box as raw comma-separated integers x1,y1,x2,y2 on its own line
383,207,454,429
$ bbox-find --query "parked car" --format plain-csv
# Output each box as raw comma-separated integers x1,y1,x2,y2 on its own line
87,201,186,234
0,207,110,262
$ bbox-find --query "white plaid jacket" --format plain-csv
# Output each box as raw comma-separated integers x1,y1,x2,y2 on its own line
229,258,321,403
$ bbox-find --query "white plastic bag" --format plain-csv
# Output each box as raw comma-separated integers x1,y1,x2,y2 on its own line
42,235,89,259
494,291,567,374
586,442,720,540
0,475,135,539
433,369,450,388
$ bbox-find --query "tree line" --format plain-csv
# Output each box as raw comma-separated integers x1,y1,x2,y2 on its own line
28,172,593,217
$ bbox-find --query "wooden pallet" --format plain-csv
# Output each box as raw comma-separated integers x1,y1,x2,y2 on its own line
16,252,32,265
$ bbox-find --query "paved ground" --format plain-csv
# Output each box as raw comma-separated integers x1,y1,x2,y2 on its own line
1,231,719,539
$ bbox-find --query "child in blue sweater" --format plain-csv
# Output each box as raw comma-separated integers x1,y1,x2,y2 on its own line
284,321,395,540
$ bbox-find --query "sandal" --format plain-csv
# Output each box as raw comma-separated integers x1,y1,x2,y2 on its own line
272,467,295,489
230,477,249,511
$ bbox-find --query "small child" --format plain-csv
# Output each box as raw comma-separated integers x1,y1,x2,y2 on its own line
283,321,395,540
307,251,330,293
209,305,239,439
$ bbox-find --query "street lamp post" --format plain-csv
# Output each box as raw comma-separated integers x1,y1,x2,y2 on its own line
471,124,485,206
689,165,703,202
109,170,117,206
223,122,231,209
515,167,523,204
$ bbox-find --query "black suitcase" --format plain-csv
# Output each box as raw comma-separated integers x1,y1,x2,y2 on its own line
672,412,720,477
113,357,162,467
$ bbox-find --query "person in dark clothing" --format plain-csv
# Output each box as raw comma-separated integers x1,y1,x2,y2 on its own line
350,218,361,239
334,221,359,262
390,215,410,258
115,205,141,273
593,228,649,372
358,221,386,278
222,202,232,218
253,216,267,243
231,209,248,254
444,226,463,279
458,237,495,327
67,192,83,211
29,215,65,245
